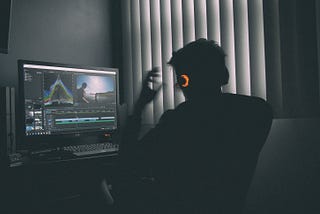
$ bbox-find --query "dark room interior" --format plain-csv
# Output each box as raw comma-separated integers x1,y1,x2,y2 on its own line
0,0,320,213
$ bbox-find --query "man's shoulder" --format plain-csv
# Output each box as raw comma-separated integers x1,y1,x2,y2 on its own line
223,93,270,107
158,109,176,124
158,94,273,123
223,93,265,103
222,93,273,119
158,102,190,124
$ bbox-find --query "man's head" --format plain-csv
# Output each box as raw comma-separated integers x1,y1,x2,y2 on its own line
81,82,87,89
168,39,229,98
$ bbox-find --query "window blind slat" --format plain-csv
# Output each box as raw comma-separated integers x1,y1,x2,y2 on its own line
150,0,164,123
263,0,283,115
194,0,207,39
182,0,196,44
140,0,154,124
248,0,267,99
121,0,134,114
160,0,175,111
131,0,143,105
234,0,251,95
220,0,237,93
207,0,221,44
171,0,184,51
171,0,185,107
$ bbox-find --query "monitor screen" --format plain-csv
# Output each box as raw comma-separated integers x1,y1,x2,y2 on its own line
18,60,119,145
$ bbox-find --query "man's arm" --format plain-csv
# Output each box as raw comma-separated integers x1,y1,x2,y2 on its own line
120,68,162,166
82,96,89,103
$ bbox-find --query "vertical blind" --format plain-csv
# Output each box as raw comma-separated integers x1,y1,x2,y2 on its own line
122,0,266,124
121,0,320,122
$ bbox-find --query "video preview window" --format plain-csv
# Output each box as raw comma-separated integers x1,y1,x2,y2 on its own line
75,75,115,107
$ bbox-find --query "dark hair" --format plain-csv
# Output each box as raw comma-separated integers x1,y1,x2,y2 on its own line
168,38,229,88
82,82,87,88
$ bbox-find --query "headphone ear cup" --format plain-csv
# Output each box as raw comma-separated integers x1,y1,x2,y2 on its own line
179,74,190,88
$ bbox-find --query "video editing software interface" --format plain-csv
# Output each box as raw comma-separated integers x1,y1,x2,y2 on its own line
22,62,118,138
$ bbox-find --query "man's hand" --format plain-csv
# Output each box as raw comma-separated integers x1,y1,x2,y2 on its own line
134,67,162,114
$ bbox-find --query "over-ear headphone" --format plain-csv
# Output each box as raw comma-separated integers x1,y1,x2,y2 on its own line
178,74,190,88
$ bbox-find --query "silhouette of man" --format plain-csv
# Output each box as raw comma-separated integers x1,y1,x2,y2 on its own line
118,39,273,213
76,82,89,104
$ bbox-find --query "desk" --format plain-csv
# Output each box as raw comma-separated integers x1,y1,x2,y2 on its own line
1,153,119,214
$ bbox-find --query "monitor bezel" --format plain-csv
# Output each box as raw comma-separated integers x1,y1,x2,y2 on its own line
17,59,120,151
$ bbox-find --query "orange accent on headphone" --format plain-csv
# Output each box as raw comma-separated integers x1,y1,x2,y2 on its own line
180,74,190,88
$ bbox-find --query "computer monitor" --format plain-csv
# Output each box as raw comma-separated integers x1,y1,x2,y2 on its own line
17,60,119,150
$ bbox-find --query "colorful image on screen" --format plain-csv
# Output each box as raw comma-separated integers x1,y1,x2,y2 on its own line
43,73,73,106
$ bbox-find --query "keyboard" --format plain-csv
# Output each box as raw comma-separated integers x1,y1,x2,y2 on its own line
62,142,119,157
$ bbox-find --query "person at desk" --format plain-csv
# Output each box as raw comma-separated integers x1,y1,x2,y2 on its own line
118,38,273,213
76,82,90,104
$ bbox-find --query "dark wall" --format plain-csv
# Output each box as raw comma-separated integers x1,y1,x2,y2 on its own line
0,0,114,88
245,119,320,214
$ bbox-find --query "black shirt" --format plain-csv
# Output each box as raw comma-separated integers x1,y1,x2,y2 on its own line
121,93,273,213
